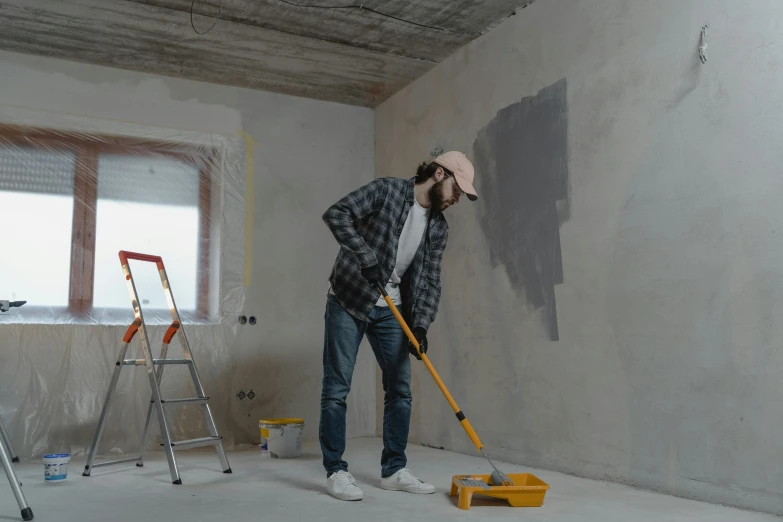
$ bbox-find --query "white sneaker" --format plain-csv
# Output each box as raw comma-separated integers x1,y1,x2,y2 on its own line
380,468,436,494
327,471,364,501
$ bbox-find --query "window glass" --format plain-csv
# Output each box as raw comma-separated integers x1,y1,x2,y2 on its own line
0,146,76,307
92,154,201,310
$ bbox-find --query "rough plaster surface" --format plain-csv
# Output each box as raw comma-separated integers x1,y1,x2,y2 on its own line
0,0,530,107
375,0,783,515
0,50,376,456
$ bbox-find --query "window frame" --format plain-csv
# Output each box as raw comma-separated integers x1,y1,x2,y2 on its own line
0,124,214,320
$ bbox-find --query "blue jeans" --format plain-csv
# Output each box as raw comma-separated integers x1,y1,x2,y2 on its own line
319,293,412,478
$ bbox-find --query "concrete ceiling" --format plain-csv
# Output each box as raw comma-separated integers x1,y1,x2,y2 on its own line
0,0,535,107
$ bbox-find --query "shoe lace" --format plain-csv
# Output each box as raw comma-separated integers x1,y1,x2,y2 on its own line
334,471,356,488
397,468,421,484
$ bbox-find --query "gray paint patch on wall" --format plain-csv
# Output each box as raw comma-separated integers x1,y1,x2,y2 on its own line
473,78,570,341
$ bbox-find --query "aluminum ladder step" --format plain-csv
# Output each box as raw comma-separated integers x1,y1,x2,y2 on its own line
166,436,222,450
157,397,209,406
122,358,191,366
87,456,142,470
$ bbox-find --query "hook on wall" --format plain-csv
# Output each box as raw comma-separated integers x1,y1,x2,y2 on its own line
699,25,708,64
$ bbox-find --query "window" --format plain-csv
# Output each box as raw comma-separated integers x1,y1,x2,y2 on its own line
0,147,76,307
0,125,214,320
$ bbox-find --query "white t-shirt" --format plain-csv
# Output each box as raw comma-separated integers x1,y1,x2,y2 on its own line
377,199,430,307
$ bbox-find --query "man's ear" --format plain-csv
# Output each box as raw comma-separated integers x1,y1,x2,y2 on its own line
434,166,445,182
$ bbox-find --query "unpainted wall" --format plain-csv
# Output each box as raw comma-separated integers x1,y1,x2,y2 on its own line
0,50,376,457
376,0,783,515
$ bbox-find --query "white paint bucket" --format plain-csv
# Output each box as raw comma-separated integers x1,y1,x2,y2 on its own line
258,418,304,458
43,453,70,482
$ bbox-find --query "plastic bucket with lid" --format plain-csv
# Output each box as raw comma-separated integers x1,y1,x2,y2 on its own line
258,418,304,458
43,453,71,482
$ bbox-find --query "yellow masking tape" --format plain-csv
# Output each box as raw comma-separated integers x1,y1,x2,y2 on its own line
238,130,255,287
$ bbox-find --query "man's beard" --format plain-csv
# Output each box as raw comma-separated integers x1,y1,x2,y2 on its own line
428,179,448,211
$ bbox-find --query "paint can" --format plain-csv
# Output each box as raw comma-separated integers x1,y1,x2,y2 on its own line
43,453,71,482
258,418,304,458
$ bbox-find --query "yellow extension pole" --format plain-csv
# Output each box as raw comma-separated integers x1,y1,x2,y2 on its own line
378,285,485,453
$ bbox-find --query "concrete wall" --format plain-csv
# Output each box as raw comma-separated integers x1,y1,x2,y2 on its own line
375,0,783,515
0,50,376,456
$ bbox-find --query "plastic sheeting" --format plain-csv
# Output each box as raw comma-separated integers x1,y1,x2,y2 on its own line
0,117,247,458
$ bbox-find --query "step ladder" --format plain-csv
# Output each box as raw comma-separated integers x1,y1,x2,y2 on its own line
0,416,33,520
83,250,231,484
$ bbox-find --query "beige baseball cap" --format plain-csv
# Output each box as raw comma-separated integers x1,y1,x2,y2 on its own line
433,151,478,201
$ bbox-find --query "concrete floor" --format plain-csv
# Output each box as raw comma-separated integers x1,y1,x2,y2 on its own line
0,438,776,521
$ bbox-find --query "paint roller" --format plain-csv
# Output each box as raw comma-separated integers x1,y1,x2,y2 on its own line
376,283,514,487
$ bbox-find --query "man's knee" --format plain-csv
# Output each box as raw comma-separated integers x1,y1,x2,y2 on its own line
385,371,412,400
385,348,411,386
321,380,351,406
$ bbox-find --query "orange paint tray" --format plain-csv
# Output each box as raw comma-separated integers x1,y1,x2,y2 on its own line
450,473,550,510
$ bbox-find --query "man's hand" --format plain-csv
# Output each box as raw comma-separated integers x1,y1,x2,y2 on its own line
361,264,383,286
408,327,428,360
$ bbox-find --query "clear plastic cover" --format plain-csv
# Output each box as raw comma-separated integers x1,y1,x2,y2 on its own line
0,115,248,457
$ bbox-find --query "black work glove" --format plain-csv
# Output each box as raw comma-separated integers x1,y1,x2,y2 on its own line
361,263,383,286
408,326,428,360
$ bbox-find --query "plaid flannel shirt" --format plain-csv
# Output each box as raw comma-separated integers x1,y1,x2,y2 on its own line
323,176,449,331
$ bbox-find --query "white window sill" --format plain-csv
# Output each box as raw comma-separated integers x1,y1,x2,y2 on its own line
0,306,222,327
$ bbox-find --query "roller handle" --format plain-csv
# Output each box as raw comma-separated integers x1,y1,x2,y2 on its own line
119,250,165,270
376,283,484,452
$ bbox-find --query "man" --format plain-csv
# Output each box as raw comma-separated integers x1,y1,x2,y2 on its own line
319,151,478,501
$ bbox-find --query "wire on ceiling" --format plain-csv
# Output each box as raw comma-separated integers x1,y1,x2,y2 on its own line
276,0,480,36
190,0,482,37
191,0,223,34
